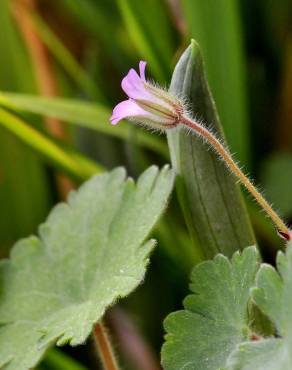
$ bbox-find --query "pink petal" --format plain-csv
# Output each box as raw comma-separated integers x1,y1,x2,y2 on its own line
110,99,149,125
139,61,147,81
121,68,150,100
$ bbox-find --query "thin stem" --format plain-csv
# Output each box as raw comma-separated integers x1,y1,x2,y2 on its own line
180,115,291,240
108,307,161,370
93,321,120,370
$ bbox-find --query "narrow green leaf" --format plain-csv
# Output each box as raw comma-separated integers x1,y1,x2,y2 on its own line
58,0,128,71
0,165,174,370
116,0,173,81
0,0,49,254
162,246,259,370
182,0,250,165
0,108,103,180
0,0,35,91
0,92,168,158
228,244,292,370
261,152,292,218
42,349,87,370
32,14,104,101
167,41,255,259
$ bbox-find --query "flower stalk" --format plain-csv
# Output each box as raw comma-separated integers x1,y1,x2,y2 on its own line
180,115,291,241
111,60,291,241
93,321,120,370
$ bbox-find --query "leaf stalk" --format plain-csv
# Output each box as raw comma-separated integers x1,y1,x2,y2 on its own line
93,321,120,370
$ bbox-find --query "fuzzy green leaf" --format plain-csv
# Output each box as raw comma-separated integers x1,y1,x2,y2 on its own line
228,243,292,370
0,166,174,370
162,246,259,370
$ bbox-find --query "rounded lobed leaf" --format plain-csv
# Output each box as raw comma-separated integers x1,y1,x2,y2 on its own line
0,165,174,370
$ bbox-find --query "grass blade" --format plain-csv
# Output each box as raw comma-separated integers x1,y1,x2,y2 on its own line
0,108,103,180
182,0,250,165
0,92,168,157
117,0,174,81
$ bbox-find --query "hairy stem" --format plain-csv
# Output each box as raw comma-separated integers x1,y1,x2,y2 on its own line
93,321,120,370
180,115,291,240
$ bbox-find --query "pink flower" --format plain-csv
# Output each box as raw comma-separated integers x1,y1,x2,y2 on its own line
110,61,183,130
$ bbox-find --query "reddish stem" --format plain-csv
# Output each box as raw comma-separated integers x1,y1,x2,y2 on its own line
180,115,291,240
93,321,120,370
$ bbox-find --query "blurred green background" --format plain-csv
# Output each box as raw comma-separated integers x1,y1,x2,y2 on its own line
1,0,292,369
